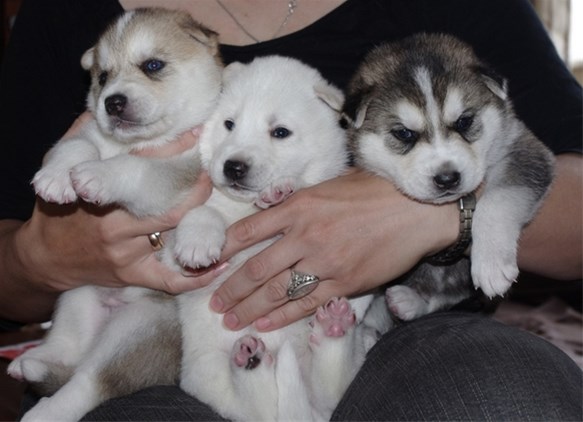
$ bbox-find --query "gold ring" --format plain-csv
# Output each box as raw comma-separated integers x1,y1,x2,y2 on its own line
148,232,164,250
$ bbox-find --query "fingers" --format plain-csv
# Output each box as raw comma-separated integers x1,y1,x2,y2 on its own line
137,255,225,294
211,234,333,331
210,209,303,315
216,268,332,331
220,203,292,261
254,281,334,331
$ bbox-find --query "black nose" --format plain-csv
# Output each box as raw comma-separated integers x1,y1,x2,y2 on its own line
433,171,461,190
224,160,249,182
105,94,127,116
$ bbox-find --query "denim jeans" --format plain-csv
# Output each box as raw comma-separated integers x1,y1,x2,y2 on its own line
22,311,582,421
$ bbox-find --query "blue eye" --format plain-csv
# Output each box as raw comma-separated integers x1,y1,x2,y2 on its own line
141,59,165,74
391,127,418,143
224,119,235,131
271,127,291,139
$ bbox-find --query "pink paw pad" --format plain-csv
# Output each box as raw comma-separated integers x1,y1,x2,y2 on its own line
233,335,270,370
315,297,356,338
256,183,295,208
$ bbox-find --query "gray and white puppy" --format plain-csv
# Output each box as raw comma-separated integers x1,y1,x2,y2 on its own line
8,9,222,421
344,33,554,320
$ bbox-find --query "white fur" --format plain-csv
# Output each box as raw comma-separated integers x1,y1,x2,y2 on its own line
11,9,222,421
176,56,384,421
13,52,388,422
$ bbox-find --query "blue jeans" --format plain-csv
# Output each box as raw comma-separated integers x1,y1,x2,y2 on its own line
23,312,582,421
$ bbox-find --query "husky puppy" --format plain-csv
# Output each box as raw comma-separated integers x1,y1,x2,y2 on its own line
9,9,222,421
174,56,385,421
344,33,554,320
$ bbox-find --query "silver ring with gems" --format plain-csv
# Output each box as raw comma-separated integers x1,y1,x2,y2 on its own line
287,268,320,300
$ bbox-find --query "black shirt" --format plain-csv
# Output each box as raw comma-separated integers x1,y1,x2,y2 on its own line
1,0,581,220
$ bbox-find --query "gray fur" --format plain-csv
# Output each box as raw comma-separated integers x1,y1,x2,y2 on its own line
346,33,555,320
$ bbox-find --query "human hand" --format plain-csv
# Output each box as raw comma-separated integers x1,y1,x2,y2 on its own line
16,112,213,294
207,169,459,331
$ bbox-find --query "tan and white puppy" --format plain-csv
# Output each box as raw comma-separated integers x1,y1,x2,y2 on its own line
32,8,221,215
345,33,554,319
9,9,222,421
174,56,385,422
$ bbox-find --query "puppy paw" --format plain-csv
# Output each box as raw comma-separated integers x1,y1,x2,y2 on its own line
471,256,517,298
310,297,356,345
232,335,273,370
32,166,78,204
385,285,428,321
6,358,25,381
255,178,296,209
70,160,117,205
173,221,225,268
8,357,49,383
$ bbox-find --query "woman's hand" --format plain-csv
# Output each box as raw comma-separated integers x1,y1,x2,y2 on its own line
207,169,459,331
13,113,213,294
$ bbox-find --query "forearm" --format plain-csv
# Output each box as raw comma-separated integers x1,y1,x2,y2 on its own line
0,219,59,323
518,153,582,280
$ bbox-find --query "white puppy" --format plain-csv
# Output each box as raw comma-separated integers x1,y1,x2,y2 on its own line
175,56,386,421
345,33,555,320
9,9,222,421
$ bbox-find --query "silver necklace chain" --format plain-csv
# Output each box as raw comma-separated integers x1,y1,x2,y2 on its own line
216,0,299,43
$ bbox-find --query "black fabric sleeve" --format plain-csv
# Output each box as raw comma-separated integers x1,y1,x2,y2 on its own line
0,0,122,220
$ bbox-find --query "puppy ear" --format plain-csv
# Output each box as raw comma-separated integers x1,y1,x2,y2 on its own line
223,62,246,85
475,65,508,101
81,47,95,70
342,86,373,129
179,15,220,55
314,82,345,113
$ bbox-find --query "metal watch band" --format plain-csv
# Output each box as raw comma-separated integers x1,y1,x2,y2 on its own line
426,192,476,265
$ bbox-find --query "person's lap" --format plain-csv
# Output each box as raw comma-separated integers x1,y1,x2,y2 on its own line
22,311,582,421
332,311,582,420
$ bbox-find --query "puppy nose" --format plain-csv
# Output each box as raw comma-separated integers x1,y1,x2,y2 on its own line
105,94,127,116
224,160,249,181
433,171,461,190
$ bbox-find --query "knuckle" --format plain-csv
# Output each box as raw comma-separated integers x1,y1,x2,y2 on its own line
244,257,267,282
217,282,237,304
295,293,320,313
234,306,255,325
270,306,290,325
233,219,256,243
265,280,288,302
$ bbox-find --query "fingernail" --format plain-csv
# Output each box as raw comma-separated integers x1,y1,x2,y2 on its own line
224,313,239,330
210,294,224,312
255,317,272,331
213,262,229,276
181,261,229,278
